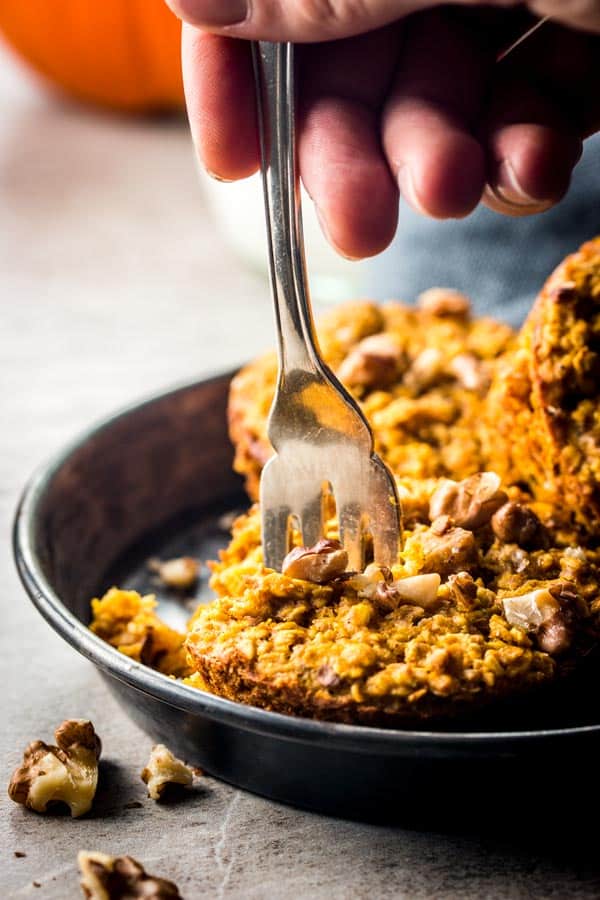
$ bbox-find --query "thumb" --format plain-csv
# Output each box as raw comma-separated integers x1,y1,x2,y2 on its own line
166,0,510,42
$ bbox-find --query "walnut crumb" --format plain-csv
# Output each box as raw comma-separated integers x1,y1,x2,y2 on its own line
8,720,101,818
501,586,581,654
282,539,348,583
417,287,471,317
78,851,182,899
141,744,196,801
429,472,507,530
491,502,544,548
376,573,442,611
419,527,478,577
337,333,406,389
449,353,491,393
148,557,200,590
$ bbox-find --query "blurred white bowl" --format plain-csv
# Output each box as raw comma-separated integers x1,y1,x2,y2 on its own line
198,169,370,306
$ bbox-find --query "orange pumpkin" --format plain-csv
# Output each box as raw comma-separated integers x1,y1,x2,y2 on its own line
0,0,184,112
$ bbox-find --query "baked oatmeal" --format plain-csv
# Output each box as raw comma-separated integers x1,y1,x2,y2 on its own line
183,479,600,724
229,292,515,500
89,238,600,724
485,237,600,534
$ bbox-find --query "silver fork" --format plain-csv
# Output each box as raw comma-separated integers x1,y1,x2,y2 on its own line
252,42,401,573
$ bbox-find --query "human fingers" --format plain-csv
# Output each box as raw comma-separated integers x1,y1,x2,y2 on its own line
482,82,582,216
166,0,521,42
483,23,597,214
298,29,401,257
382,8,490,219
182,27,258,180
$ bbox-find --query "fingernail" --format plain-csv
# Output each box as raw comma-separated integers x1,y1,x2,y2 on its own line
205,167,234,183
397,166,427,215
315,206,361,261
194,0,248,26
493,159,545,207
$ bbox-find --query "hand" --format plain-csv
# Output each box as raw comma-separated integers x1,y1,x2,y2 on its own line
167,0,600,258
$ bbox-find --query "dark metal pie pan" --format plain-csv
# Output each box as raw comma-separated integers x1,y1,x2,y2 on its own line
13,372,600,824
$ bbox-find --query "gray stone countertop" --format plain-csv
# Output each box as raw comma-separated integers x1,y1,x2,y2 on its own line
1,46,599,900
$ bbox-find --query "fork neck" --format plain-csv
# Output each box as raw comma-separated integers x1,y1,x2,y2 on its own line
252,41,322,376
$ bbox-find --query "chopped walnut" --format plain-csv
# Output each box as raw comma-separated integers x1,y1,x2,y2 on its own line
282,539,348,583
376,573,442,611
404,347,445,394
78,851,182,899
447,572,479,610
419,527,478,577
538,584,583,654
431,514,452,535
449,353,491,393
563,546,586,561
417,287,471,318
537,613,571,655
346,563,391,598
316,664,341,688
148,556,200,590
348,567,441,611
491,502,544,548
502,584,581,654
8,720,101,818
337,333,406,389
429,472,507,531
141,744,195,801
502,587,561,639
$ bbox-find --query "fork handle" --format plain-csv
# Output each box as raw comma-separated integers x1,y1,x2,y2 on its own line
252,42,321,376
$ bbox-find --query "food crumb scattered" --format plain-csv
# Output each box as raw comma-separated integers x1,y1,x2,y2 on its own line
148,556,200,591
8,720,101,817
78,851,182,899
141,744,195,801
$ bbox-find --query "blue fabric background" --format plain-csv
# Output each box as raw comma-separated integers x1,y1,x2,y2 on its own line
365,134,600,327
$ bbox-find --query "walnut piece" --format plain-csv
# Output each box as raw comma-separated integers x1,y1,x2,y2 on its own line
404,347,445,394
282,539,348,583
449,353,491,394
501,585,581,654
78,851,182,899
8,720,101,818
346,563,391,598
141,744,195,801
447,571,479,610
429,472,507,531
537,613,571,655
419,527,478,577
376,573,442,611
417,287,471,317
337,333,406,389
148,556,200,590
491,502,543,548
348,567,441,611
502,588,560,639
316,664,340,688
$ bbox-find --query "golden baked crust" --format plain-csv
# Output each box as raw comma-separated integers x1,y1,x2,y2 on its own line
485,237,600,533
229,295,515,500
184,492,600,725
89,588,190,677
